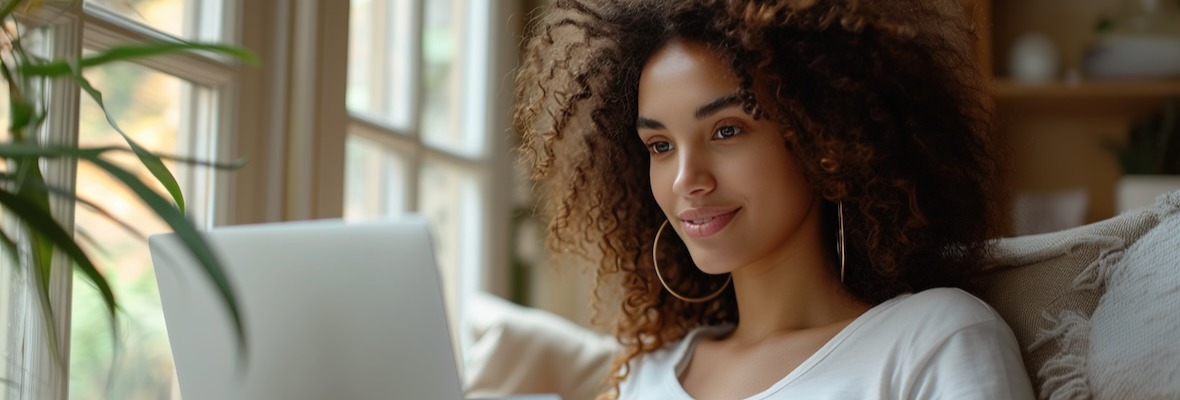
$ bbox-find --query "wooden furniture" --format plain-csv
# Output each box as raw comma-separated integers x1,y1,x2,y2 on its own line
961,0,1180,232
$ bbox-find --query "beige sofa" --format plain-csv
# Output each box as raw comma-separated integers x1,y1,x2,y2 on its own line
465,190,1180,400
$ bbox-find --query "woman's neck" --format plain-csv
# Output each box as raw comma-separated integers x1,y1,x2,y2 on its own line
726,225,870,343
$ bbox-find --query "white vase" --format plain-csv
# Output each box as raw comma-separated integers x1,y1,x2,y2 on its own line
1009,32,1060,83
1116,175,1180,213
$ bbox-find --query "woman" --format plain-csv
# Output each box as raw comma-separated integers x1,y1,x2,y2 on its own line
514,0,1034,398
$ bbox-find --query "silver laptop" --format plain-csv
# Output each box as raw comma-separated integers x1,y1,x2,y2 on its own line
150,216,466,399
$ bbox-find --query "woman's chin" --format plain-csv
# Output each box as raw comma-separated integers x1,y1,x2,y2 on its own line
688,255,735,276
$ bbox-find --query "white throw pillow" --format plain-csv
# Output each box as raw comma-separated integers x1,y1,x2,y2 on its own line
1086,193,1180,399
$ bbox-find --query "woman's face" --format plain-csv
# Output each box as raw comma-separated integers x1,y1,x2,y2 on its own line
637,39,822,275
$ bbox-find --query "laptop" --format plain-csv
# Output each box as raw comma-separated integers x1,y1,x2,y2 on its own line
150,216,545,399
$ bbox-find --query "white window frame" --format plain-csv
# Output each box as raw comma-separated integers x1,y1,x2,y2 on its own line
6,0,522,397
4,2,278,399
343,0,519,315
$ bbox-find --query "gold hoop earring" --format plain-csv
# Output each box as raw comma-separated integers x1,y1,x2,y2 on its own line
652,220,732,303
837,201,846,283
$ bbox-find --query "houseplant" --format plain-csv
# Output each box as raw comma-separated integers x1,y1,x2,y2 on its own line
1,0,250,381
1112,98,1180,212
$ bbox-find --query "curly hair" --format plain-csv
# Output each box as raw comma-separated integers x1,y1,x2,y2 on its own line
513,0,1002,397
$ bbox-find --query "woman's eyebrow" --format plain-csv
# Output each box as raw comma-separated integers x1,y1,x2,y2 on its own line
694,94,742,120
637,117,665,130
636,93,743,130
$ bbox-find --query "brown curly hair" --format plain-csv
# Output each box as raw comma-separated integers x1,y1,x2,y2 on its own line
513,0,1002,396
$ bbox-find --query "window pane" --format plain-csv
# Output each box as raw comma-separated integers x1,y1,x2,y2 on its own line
86,0,224,42
418,158,482,348
347,0,414,130
420,0,483,156
70,61,215,400
344,133,409,220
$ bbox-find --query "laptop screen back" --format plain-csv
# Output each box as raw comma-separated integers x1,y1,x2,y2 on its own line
149,216,464,399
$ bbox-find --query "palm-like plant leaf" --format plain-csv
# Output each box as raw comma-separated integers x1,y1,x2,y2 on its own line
0,144,249,354
70,62,189,212
19,42,259,77
0,190,116,317
0,0,254,377
0,171,150,240
0,0,22,21
85,158,246,351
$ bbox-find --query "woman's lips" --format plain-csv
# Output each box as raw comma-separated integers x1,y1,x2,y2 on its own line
680,209,739,238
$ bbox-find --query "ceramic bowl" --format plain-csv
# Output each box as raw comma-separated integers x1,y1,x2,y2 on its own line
1084,34,1180,79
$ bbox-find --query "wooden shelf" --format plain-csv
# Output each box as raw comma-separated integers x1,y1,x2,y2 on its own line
971,0,1180,229
993,79,1180,99
990,79,1180,114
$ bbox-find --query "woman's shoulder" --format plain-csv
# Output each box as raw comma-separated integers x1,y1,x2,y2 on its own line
858,289,1034,399
867,288,1005,336
839,288,1022,377
896,287,996,312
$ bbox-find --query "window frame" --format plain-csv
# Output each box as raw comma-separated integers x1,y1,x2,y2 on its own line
6,1,275,399
6,0,523,397
343,0,520,343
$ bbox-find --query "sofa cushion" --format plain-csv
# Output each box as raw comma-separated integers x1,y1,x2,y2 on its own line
976,190,1180,399
464,292,618,400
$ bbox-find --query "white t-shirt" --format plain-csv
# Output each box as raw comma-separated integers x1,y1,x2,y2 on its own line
618,288,1035,399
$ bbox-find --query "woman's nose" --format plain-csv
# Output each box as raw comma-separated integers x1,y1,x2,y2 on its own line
672,148,716,198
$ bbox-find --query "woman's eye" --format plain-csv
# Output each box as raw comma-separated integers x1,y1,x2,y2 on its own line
713,125,743,139
648,141,673,154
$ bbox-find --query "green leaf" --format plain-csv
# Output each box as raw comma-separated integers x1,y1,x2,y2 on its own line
0,143,245,169
69,62,188,213
0,172,150,241
18,42,259,77
11,148,56,295
7,92,35,133
28,244,69,374
0,189,117,319
1095,17,1114,33
1117,97,1180,174
3,63,56,290
0,0,24,21
86,157,247,354
0,143,105,158
2,60,40,138
74,195,149,240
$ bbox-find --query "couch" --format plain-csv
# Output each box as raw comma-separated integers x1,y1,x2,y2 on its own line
464,190,1180,400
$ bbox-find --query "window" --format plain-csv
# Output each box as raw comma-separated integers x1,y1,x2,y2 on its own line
3,2,244,399
69,61,221,399
344,0,518,357
3,1,520,398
